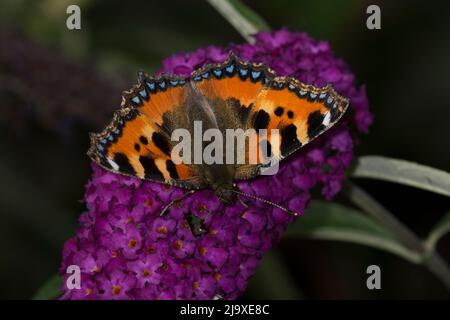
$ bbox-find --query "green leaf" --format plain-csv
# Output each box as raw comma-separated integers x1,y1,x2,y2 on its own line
207,0,270,43
284,200,421,263
426,211,450,251
32,275,62,300
344,181,425,252
344,182,450,291
350,156,450,197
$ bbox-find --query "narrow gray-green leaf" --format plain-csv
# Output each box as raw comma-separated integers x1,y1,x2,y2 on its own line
284,200,421,263
32,275,62,300
344,181,424,252
344,181,450,291
426,211,450,251
350,156,450,197
207,0,270,43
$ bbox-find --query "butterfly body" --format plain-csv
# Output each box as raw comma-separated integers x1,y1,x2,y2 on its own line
147,81,243,202
88,53,349,203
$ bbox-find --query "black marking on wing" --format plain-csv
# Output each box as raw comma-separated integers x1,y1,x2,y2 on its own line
226,98,253,124
253,110,270,130
259,139,273,160
307,111,326,139
151,132,171,156
113,152,136,175
280,124,302,157
166,160,179,179
287,110,294,119
274,106,284,117
139,136,148,145
139,156,164,181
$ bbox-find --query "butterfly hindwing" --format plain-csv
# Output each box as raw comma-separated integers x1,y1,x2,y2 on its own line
191,53,275,114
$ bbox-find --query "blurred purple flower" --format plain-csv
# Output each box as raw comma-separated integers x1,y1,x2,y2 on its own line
0,29,125,137
60,29,372,300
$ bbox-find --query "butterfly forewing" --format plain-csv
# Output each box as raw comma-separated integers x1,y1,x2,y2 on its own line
252,78,348,158
88,74,199,187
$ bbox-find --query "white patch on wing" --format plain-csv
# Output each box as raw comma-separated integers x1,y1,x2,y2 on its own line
107,158,119,171
322,112,331,126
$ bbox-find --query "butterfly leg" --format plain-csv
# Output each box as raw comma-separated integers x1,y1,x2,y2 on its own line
238,196,249,208
160,190,196,216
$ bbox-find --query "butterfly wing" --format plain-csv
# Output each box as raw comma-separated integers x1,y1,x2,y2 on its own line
234,76,349,179
190,53,349,180
88,74,205,189
191,53,275,116
191,53,274,171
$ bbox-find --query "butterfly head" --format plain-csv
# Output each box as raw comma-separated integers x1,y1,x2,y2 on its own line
202,164,238,203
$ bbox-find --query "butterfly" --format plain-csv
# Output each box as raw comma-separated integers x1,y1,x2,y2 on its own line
88,53,349,214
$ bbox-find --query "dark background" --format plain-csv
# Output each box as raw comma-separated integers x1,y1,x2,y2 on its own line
0,0,449,299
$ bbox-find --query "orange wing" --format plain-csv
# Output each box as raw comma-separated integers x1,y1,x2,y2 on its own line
249,77,349,161
190,53,275,170
88,74,202,188
234,78,348,179
191,53,275,111
188,53,349,179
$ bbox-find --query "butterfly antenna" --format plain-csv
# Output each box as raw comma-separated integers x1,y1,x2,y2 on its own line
160,190,196,216
228,189,300,217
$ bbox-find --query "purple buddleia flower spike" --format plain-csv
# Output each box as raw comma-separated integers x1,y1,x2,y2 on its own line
60,29,372,300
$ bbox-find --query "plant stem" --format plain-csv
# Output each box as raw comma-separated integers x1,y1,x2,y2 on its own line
206,0,270,43
424,253,450,291
351,156,450,197
344,181,450,291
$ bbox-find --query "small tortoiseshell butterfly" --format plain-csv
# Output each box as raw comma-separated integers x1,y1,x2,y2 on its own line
88,53,349,213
